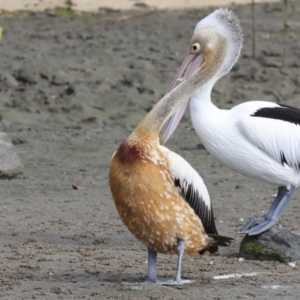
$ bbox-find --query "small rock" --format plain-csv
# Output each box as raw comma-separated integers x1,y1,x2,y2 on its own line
240,225,300,263
0,70,19,88
0,133,24,179
51,70,68,85
17,66,39,84
134,2,149,8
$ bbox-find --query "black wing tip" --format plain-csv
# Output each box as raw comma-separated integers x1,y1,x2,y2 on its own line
252,105,300,125
204,208,218,235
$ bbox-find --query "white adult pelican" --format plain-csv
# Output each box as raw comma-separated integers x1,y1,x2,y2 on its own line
109,27,233,285
161,8,299,236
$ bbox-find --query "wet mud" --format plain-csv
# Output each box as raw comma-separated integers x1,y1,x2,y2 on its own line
0,1,300,298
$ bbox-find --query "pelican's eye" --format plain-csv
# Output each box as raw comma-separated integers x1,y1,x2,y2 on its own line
191,42,201,53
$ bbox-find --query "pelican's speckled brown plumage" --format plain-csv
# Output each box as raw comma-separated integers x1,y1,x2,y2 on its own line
110,130,216,256
109,8,234,285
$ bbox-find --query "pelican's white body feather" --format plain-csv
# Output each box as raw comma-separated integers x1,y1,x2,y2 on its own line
191,92,300,187
160,146,216,233
164,146,211,209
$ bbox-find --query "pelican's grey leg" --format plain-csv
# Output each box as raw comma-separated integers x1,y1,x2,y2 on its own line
241,186,295,235
123,248,157,285
124,242,194,285
161,238,194,285
147,248,158,283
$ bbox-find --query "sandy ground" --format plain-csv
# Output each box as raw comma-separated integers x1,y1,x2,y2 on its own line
0,0,300,299
0,0,280,12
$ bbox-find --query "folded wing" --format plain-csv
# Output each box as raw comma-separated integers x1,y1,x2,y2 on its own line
165,148,218,234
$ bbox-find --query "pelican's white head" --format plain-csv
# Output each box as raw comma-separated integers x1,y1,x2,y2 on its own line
160,8,243,143
193,8,243,79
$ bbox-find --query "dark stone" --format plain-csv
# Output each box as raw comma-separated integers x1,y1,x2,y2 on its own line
0,70,19,88
240,225,300,263
51,70,69,85
0,133,24,179
17,66,40,84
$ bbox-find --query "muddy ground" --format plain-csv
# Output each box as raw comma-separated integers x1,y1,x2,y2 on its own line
0,1,300,299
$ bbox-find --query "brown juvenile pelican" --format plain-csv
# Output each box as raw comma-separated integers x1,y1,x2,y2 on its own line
109,10,233,285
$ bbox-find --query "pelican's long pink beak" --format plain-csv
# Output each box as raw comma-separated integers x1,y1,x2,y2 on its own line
160,53,203,144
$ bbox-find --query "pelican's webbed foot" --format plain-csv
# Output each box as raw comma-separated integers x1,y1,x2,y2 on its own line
241,186,295,236
159,279,194,286
123,278,194,286
241,218,276,235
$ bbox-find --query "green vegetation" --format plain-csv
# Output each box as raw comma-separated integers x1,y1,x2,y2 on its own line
52,6,76,18
240,235,290,263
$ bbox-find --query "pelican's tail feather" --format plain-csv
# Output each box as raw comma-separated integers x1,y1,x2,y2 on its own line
199,234,233,255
